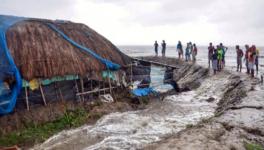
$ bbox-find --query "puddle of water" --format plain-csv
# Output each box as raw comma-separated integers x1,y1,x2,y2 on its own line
33,73,232,150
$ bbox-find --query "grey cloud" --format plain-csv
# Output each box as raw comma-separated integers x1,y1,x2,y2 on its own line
0,0,76,20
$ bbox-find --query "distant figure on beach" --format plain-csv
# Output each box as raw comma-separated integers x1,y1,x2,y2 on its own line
161,40,166,57
154,41,159,56
208,43,214,68
192,44,198,63
244,45,250,74
185,43,191,62
217,45,223,71
177,41,183,59
220,43,228,68
212,49,218,74
261,75,263,85
248,45,257,77
256,47,260,74
236,45,244,72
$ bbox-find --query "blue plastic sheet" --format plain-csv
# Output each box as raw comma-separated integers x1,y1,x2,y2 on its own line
0,15,122,114
0,15,26,114
45,23,120,71
132,88,155,97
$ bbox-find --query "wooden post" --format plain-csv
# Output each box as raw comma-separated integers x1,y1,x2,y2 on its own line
80,78,85,102
54,82,60,101
98,81,101,96
90,79,93,99
75,79,81,101
107,70,112,94
130,63,133,85
24,86,29,111
103,81,106,95
39,84,47,106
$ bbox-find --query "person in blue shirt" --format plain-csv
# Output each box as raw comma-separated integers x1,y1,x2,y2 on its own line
177,41,183,59
185,43,191,62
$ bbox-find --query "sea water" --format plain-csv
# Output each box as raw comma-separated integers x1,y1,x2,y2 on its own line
119,45,264,77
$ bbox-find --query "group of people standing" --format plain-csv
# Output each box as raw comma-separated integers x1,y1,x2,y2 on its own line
176,41,198,62
208,43,228,74
208,43,260,77
234,45,260,77
154,41,198,62
153,41,261,78
154,40,167,57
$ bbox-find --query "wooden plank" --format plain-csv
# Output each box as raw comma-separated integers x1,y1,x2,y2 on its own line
24,87,29,111
132,58,179,69
39,84,47,106
80,78,85,101
76,87,117,96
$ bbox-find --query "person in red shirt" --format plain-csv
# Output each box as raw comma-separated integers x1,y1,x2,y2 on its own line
248,45,257,77
244,45,250,74
236,45,244,72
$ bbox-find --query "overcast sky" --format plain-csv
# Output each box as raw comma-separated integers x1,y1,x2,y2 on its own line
1,0,264,46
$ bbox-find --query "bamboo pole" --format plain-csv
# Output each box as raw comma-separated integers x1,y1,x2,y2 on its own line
75,79,81,101
107,70,112,94
39,84,47,106
76,87,117,96
24,86,29,111
98,81,101,96
54,82,60,101
80,78,85,102
103,80,106,95
130,63,133,85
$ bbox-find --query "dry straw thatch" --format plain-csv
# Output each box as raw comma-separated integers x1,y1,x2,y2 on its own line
6,19,131,81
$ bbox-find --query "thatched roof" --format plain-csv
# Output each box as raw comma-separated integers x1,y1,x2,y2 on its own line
6,19,131,81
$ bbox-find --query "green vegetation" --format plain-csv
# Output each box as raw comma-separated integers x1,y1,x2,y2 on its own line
0,109,88,147
186,124,194,128
244,142,263,150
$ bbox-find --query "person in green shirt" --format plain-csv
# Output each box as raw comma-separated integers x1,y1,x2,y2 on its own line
217,45,223,71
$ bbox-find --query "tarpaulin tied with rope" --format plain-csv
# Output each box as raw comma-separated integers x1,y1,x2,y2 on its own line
0,15,121,115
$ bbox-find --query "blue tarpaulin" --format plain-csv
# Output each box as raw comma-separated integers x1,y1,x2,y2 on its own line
45,23,120,71
132,88,156,97
0,15,26,114
0,15,121,114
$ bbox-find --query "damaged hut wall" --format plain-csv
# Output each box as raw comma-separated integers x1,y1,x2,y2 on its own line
16,70,125,110
127,60,176,94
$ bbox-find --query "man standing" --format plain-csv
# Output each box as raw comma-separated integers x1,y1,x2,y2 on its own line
162,40,166,57
192,44,198,63
185,43,191,62
248,45,257,77
220,43,228,68
177,41,183,59
244,45,250,74
208,43,214,68
236,45,244,72
154,41,159,56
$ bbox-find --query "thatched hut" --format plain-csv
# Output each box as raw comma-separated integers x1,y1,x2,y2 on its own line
0,15,131,114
